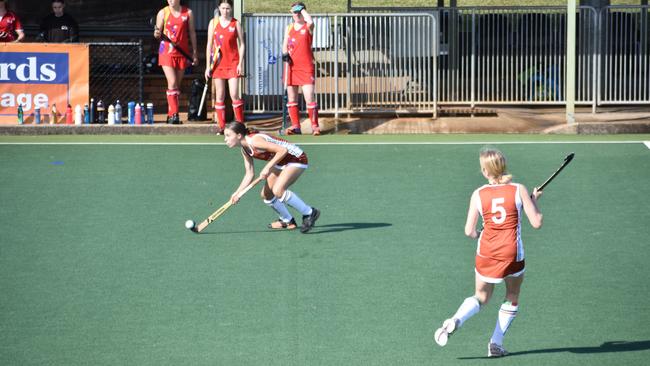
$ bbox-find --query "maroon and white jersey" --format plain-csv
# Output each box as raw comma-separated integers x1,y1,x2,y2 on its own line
243,133,308,166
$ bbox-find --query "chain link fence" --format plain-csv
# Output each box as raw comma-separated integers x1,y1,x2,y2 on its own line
89,42,144,106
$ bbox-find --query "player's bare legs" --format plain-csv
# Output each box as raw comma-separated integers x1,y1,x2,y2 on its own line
229,77,244,123
301,84,319,135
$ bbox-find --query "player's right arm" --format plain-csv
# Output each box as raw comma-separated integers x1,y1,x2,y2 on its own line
205,18,214,79
232,149,255,204
281,25,290,58
464,189,481,238
519,184,543,229
153,9,164,39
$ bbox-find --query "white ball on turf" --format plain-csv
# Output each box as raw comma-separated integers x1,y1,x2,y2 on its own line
185,220,195,230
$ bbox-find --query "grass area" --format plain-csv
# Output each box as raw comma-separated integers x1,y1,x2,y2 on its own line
245,1,644,14
1,135,650,365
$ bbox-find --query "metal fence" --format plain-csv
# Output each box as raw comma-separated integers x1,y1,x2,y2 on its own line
436,6,597,106
352,5,649,109
242,6,649,115
89,42,144,106
243,13,437,116
600,5,650,104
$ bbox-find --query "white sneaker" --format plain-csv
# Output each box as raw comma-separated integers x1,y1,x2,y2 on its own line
488,342,509,357
434,318,459,347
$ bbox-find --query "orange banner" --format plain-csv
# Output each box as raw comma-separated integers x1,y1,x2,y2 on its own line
0,43,89,124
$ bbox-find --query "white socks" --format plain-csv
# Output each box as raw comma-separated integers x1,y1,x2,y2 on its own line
490,302,518,346
264,197,293,222
280,190,312,216
452,296,482,327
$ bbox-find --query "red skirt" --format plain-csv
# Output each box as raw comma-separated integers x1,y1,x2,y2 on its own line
158,54,189,70
475,255,525,283
213,67,240,80
286,69,315,86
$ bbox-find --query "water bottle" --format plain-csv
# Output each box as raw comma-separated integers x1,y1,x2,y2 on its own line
135,103,143,125
50,104,58,124
65,104,73,124
34,107,41,124
74,105,82,125
146,103,154,124
18,104,24,124
89,98,95,123
97,100,106,124
115,100,122,124
108,104,115,125
127,101,136,125
83,104,90,124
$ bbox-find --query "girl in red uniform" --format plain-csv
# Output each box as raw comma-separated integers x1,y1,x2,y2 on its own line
434,147,543,357
223,121,320,233
0,0,25,42
282,2,320,135
154,0,198,124
205,0,245,133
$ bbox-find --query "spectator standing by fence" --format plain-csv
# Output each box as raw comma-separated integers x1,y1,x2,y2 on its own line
0,0,24,43
205,0,245,134
154,0,198,124
282,2,320,136
38,0,79,43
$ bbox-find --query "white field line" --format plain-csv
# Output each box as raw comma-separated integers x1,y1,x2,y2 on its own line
0,141,648,146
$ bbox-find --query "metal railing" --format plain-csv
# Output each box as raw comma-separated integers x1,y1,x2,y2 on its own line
243,13,437,116
241,6,648,115
599,5,650,104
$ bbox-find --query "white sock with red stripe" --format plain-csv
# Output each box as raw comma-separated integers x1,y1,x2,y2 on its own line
490,301,518,346
264,197,293,222
279,190,311,216
452,296,481,327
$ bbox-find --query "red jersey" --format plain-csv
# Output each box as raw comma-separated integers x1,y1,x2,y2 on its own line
476,183,524,262
0,11,23,42
212,18,239,70
243,133,308,166
286,22,314,73
158,6,191,58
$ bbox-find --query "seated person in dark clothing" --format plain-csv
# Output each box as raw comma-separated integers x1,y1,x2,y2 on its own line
38,0,78,42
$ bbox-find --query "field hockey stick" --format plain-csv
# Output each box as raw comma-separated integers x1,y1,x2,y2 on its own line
198,47,221,118
280,60,290,135
150,17,194,63
191,176,263,233
533,152,575,197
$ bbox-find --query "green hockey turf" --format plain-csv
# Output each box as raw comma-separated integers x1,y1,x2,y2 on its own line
1,135,649,365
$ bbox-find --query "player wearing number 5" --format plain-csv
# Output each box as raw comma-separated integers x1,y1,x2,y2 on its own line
206,0,245,133
282,2,320,135
434,148,543,357
154,0,198,124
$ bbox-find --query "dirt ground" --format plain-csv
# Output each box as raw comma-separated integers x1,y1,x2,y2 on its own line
2,106,649,135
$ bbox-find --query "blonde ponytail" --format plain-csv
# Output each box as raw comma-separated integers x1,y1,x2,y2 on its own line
479,147,512,184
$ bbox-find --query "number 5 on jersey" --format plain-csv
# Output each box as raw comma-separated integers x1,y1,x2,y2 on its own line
491,198,506,224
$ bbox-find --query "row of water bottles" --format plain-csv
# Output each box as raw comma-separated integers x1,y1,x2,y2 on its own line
17,100,155,125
